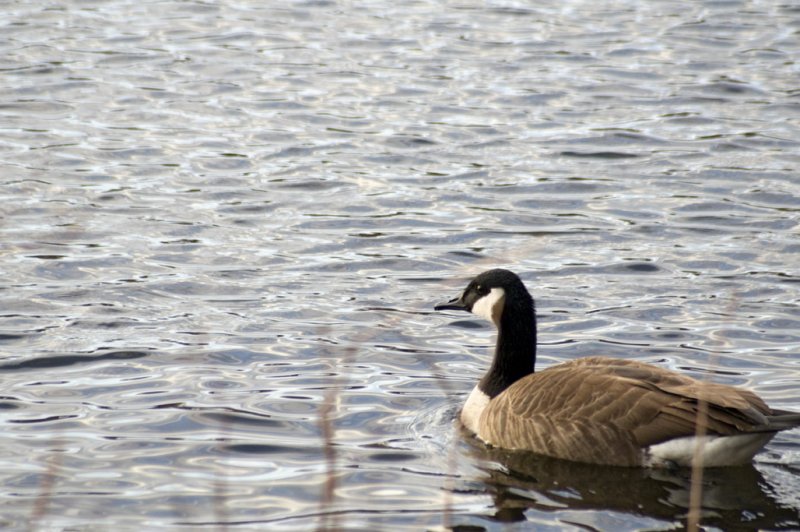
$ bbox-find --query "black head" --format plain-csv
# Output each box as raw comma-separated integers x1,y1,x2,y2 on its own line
434,269,532,323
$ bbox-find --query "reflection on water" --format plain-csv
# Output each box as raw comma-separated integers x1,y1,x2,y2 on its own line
2,0,799,529
468,441,800,530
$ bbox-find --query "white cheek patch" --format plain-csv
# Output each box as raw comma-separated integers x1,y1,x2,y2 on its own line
471,287,505,325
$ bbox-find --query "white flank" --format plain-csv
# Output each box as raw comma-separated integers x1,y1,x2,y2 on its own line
646,433,775,467
460,385,490,435
471,287,505,325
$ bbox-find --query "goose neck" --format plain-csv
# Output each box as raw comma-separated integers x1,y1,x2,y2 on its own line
479,299,537,398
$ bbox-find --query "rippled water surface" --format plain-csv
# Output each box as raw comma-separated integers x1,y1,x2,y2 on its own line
2,0,800,530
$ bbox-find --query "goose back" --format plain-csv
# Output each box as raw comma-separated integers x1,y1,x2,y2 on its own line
477,356,779,466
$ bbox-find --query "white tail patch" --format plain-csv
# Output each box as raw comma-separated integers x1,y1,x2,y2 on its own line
646,433,775,467
460,385,490,436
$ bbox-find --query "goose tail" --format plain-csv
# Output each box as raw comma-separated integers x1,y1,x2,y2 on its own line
767,410,800,432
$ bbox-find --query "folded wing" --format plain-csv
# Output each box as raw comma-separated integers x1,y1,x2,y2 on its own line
478,357,789,466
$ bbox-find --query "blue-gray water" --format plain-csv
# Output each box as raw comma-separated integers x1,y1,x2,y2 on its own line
2,1,799,530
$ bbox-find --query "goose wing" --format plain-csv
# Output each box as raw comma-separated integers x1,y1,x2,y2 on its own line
477,357,776,466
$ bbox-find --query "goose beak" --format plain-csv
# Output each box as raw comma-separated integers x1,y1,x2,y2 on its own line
434,295,469,312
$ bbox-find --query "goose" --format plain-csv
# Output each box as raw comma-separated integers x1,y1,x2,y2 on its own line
434,268,800,467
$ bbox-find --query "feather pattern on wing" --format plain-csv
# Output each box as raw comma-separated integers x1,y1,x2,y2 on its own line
478,357,780,466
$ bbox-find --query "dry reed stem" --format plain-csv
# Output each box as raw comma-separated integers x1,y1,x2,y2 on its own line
427,262,496,529
316,327,356,532
686,391,709,531
317,383,339,532
686,293,738,531
29,438,64,531
425,343,460,532
213,413,231,532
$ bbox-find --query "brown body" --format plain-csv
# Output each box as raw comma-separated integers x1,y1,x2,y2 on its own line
478,356,792,466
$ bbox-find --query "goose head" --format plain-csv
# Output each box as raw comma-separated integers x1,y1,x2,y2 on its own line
434,268,532,327
435,269,538,398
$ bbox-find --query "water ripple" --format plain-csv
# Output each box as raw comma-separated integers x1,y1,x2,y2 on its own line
1,0,799,530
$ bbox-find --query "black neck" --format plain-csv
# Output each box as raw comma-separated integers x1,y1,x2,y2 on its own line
478,294,537,398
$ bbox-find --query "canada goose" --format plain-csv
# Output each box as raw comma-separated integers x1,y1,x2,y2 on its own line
434,269,800,467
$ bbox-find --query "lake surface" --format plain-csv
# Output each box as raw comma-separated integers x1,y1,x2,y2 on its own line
2,0,799,530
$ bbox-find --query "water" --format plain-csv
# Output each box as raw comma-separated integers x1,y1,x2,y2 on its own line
1,0,799,529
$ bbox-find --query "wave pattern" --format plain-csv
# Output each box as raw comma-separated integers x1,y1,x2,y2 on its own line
1,0,799,529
